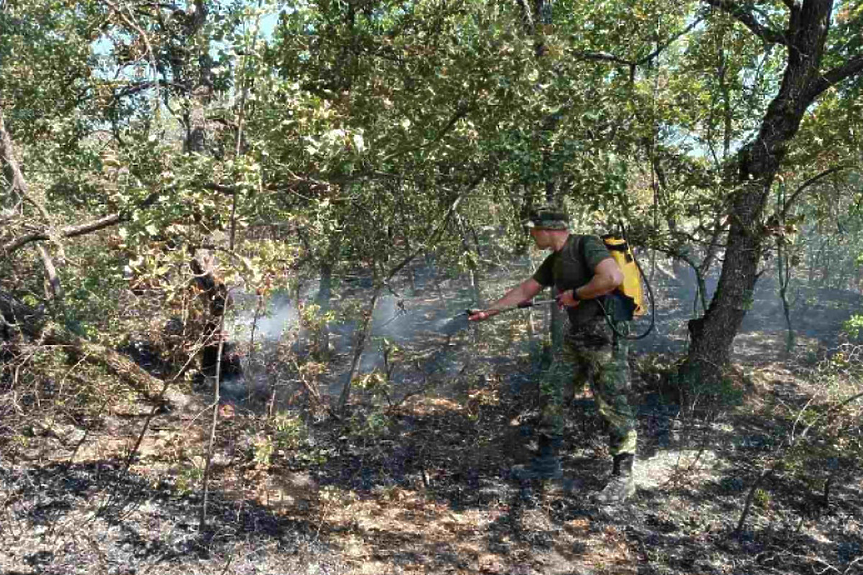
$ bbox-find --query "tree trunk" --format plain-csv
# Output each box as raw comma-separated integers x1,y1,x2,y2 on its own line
338,284,382,413
190,256,232,377
685,0,838,380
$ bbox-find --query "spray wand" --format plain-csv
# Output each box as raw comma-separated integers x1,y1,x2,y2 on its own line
463,298,559,318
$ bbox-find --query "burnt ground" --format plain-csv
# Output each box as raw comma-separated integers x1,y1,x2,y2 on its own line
2,260,863,575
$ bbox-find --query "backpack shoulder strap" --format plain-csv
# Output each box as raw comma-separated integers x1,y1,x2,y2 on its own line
568,234,592,277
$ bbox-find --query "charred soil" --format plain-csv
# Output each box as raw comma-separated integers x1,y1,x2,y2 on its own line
2,267,862,575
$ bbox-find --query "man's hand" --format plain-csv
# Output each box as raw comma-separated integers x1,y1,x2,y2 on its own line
468,309,499,321
557,289,582,308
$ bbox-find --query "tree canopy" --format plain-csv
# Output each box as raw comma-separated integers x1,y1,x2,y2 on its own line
1,0,862,381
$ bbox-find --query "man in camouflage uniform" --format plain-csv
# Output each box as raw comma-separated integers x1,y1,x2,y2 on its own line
469,205,637,503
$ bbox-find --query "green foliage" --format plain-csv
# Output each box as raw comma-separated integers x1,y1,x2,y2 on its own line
271,412,308,451
348,410,392,440
844,315,863,340
251,411,313,467
753,487,771,509
175,463,205,496
2,0,862,441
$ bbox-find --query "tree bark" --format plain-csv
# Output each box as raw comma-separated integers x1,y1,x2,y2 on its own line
189,256,232,377
338,284,381,413
685,0,859,379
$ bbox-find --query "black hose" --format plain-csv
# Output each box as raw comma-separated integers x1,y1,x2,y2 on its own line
597,222,656,341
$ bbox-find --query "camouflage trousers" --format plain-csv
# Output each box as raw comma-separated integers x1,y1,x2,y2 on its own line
538,320,637,456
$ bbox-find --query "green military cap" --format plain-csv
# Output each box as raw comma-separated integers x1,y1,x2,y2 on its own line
524,204,569,230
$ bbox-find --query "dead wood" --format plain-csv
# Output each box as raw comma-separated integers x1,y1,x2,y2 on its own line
0,290,169,406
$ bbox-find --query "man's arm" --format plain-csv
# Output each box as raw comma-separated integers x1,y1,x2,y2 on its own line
469,278,544,321
558,257,623,307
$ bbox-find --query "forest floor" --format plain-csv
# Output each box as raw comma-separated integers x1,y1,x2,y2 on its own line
2,261,863,575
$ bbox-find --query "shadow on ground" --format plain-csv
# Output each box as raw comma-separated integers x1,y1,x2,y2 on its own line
0,461,341,575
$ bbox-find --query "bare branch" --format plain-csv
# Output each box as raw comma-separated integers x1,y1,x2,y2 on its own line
702,0,789,45
1,106,69,272
36,244,64,301
2,192,157,254
634,17,706,67
380,105,470,163
100,0,162,116
782,165,853,218
3,213,121,253
385,169,489,282
0,112,29,198
513,0,534,33
801,390,863,440
203,182,237,194
568,17,705,69
568,50,633,67
111,80,190,99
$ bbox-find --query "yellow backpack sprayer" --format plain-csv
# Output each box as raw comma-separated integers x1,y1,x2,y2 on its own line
601,235,646,317
596,226,655,340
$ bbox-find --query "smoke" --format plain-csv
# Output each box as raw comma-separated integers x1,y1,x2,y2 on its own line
227,293,300,342
371,294,467,340
220,295,301,405
211,249,863,409
253,299,299,340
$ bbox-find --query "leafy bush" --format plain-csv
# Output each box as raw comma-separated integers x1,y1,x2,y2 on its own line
843,314,863,341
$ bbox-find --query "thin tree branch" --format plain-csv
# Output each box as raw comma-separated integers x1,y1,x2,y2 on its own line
101,0,162,116
513,0,535,33
568,17,704,69
380,106,470,163
702,0,789,45
1,106,69,287
568,50,633,66
782,165,852,218
3,214,120,253
801,390,863,440
384,169,488,282
110,80,190,99
36,244,64,302
634,17,706,67
0,116,30,200
3,193,157,254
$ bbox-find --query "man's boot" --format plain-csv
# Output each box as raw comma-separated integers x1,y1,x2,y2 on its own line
511,434,562,480
595,453,635,503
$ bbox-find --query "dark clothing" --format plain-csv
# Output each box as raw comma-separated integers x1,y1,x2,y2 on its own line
532,235,613,326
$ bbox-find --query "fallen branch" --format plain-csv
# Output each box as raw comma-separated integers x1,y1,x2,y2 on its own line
1,290,169,406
